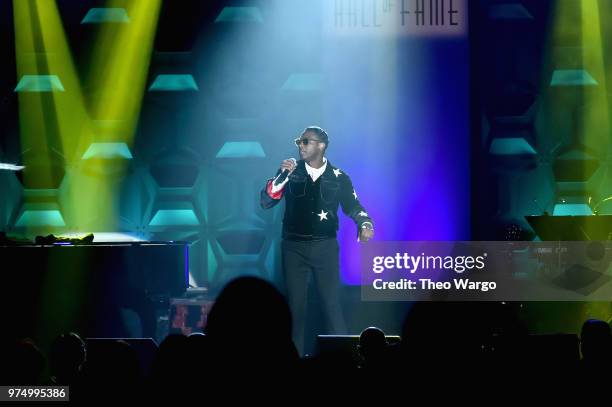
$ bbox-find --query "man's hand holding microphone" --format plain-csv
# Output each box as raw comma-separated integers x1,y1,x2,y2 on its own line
274,158,297,186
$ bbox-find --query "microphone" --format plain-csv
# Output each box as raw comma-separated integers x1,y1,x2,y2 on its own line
274,158,296,186
0,163,25,171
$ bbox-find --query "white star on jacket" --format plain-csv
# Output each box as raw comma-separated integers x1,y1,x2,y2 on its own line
333,168,342,178
317,210,329,221
353,190,358,199
358,211,368,217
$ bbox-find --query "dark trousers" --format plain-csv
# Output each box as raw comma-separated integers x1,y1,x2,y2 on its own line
282,238,347,355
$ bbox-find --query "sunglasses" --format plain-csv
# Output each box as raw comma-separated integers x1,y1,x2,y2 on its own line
294,137,322,147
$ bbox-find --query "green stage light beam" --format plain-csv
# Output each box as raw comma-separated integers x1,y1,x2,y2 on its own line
88,0,162,137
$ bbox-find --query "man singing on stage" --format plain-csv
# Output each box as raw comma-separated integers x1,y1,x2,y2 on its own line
260,126,374,354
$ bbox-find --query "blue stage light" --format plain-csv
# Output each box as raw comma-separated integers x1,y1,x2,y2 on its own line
216,142,265,158
15,209,66,227
489,138,537,155
215,7,263,23
550,69,598,86
81,8,130,24
148,74,198,91
82,143,133,159
14,75,65,92
149,209,200,226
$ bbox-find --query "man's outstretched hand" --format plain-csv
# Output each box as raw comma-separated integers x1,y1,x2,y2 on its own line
359,228,374,243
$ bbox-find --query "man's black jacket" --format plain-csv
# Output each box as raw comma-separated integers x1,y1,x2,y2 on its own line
260,159,373,241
